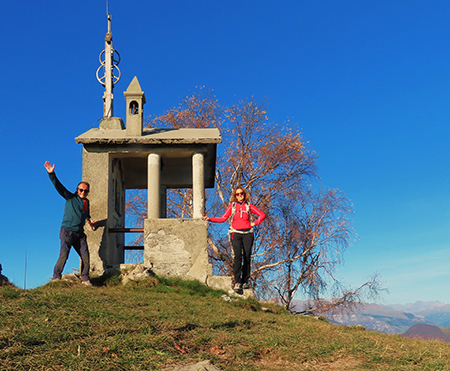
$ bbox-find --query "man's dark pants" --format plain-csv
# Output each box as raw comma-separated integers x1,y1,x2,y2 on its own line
53,227,90,282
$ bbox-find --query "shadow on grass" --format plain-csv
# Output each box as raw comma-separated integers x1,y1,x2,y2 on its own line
211,321,241,330
176,323,201,332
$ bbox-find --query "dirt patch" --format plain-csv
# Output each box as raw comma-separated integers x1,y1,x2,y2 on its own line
255,356,363,370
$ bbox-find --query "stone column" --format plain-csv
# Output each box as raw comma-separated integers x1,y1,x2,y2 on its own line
148,153,160,219
192,153,205,219
82,150,110,275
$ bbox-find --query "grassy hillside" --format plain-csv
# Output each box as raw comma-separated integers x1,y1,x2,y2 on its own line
1,276,450,371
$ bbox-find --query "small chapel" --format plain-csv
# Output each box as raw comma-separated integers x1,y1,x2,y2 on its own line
75,12,230,291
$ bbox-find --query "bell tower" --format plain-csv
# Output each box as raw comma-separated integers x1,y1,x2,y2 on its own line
124,76,146,136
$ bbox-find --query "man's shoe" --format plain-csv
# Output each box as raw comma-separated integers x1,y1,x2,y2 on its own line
81,280,93,287
233,283,243,293
242,283,250,289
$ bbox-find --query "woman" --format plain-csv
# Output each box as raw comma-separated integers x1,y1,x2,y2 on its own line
203,186,266,293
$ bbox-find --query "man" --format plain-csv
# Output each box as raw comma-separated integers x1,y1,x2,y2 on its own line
44,161,97,286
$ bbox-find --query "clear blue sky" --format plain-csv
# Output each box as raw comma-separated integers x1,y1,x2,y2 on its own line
2,1,450,304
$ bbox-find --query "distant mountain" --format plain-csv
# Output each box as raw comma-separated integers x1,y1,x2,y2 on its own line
327,303,432,334
402,324,450,342
291,301,433,334
386,301,450,327
291,300,450,334
388,301,444,313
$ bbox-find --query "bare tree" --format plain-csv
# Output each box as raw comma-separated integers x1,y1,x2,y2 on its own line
124,89,384,313
255,186,355,309
295,273,386,316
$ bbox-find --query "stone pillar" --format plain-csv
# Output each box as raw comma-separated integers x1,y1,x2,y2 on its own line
192,153,205,219
148,153,160,219
82,150,110,275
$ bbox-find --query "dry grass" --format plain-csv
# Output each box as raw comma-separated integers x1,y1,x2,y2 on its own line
1,277,450,370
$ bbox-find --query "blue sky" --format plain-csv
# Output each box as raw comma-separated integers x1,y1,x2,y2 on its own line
2,1,450,304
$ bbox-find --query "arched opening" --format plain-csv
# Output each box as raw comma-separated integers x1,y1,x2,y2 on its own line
129,101,139,115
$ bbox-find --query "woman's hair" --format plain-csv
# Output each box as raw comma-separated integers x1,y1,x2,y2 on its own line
231,186,250,203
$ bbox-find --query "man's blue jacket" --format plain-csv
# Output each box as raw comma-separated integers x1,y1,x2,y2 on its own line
49,172,90,232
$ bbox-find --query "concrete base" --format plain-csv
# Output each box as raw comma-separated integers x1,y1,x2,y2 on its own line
207,276,254,298
144,218,211,284
143,218,254,298
99,117,124,130
207,275,232,292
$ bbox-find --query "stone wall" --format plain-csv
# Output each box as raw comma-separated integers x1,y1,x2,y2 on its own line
82,150,125,275
144,218,212,284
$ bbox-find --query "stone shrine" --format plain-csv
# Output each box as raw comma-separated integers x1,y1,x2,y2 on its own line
75,11,230,290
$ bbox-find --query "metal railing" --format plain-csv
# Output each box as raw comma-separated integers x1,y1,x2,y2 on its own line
108,227,144,250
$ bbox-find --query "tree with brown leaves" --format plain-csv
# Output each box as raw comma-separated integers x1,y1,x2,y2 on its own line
125,88,384,313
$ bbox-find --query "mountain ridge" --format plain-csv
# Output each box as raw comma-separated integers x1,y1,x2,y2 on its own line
291,300,450,334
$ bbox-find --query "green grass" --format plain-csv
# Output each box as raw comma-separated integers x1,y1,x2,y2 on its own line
1,277,450,370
